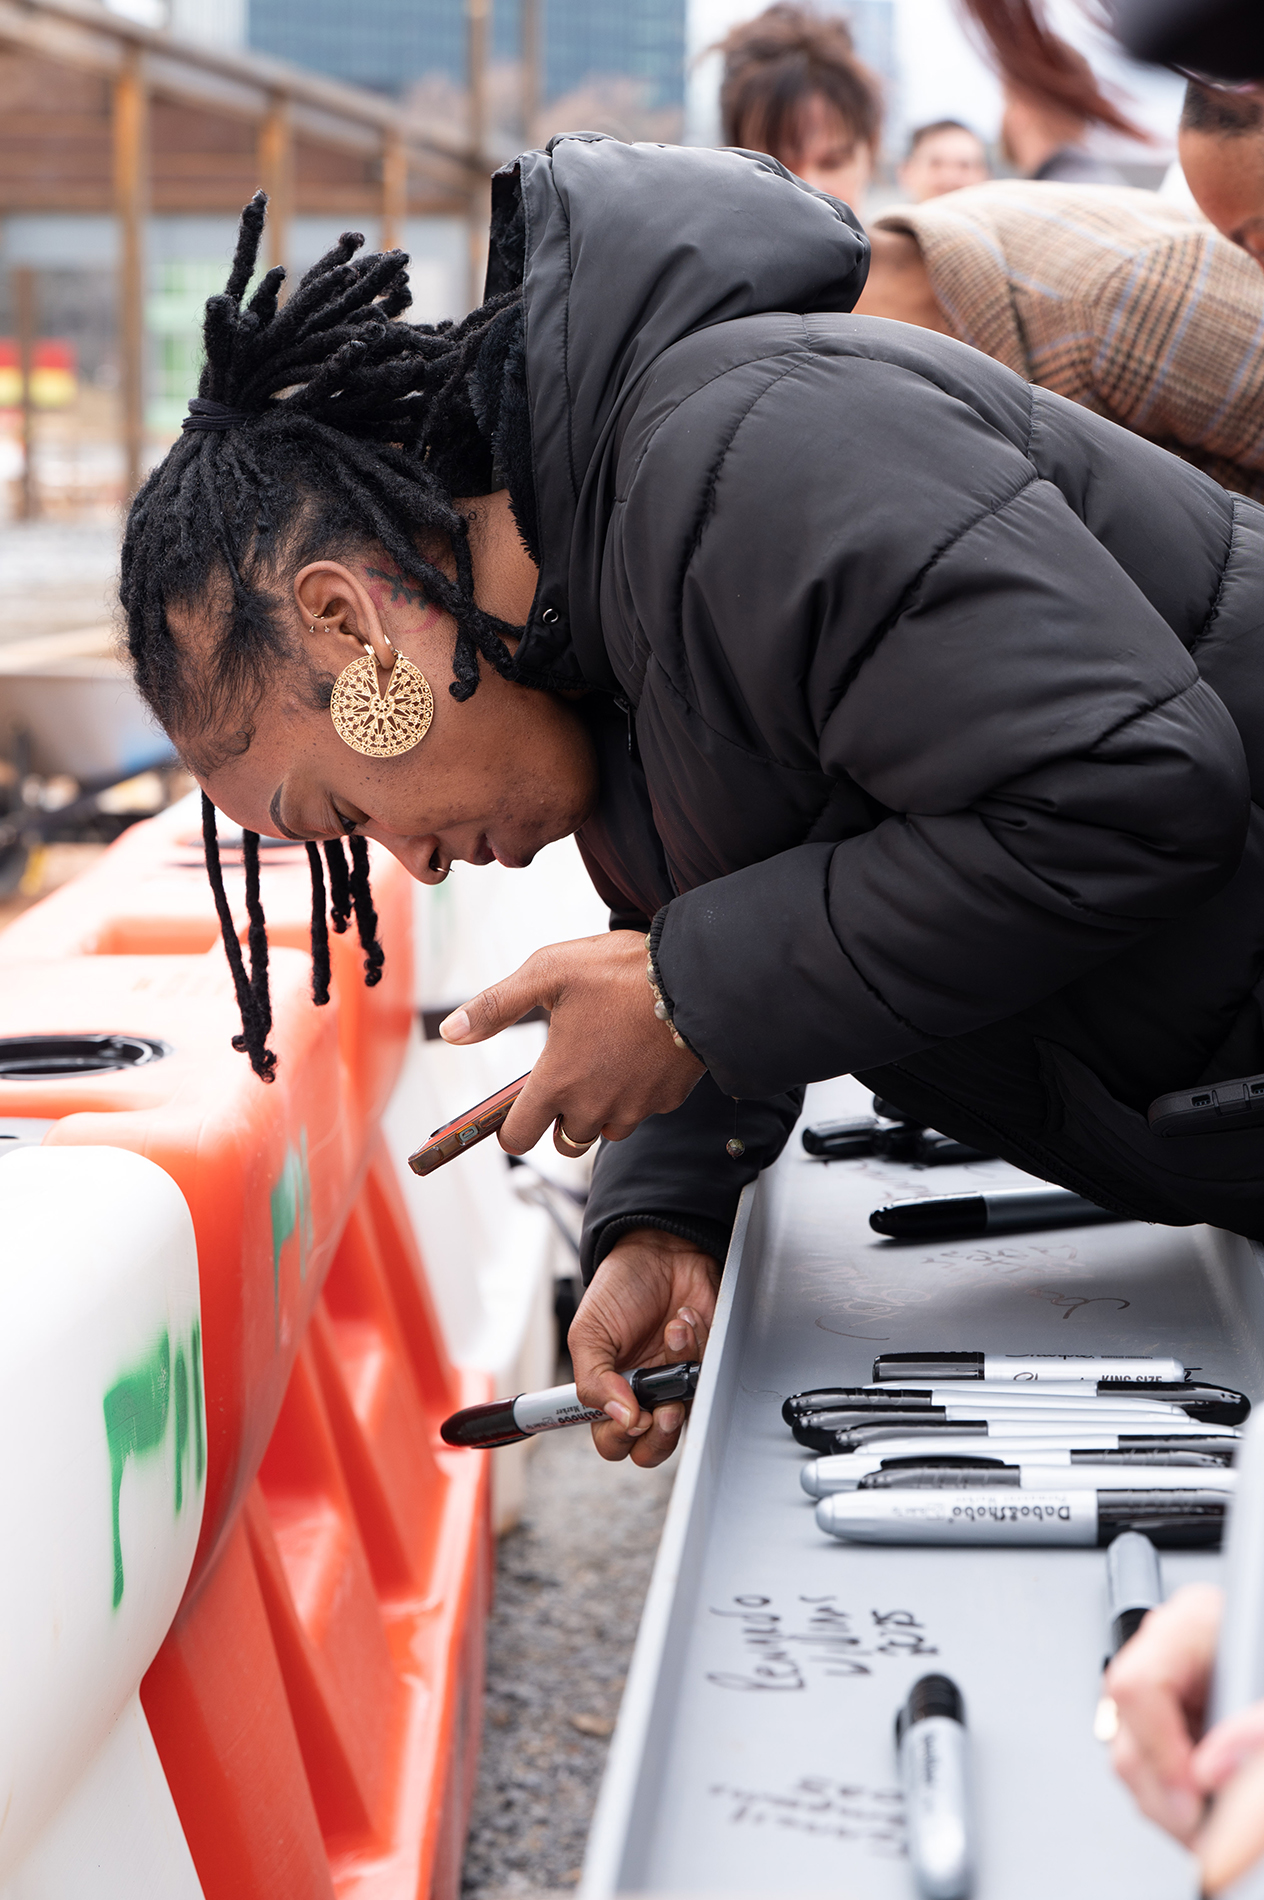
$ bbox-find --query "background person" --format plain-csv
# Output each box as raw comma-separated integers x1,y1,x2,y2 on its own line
897,119,991,200
1179,81,1264,267
714,2,882,213
854,179,1264,499
1000,60,1127,182
963,0,1146,182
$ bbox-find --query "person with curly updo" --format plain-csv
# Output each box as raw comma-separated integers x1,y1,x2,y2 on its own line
124,137,1264,1476
713,3,882,214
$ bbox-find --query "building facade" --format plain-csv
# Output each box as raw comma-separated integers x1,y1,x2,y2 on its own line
245,0,686,110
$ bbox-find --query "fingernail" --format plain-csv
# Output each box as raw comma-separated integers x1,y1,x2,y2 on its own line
665,1322,689,1352
605,1401,631,1430
678,1306,701,1330
657,1403,685,1435
439,1009,470,1042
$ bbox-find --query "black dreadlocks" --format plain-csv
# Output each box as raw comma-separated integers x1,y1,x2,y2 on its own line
121,187,539,1080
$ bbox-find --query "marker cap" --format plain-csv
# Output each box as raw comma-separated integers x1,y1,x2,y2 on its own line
439,1395,524,1449
897,1673,965,1745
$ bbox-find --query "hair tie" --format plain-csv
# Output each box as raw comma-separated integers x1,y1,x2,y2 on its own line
182,397,252,432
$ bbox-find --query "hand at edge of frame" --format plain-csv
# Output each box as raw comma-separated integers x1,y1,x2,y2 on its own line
568,1227,720,1470
1107,1584,1221,1846
1108,1582,1264,1890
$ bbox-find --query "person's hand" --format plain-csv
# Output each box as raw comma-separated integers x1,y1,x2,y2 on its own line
1197,1696,1264,1895
439,931,705,1154
568,1228,720,1469
1106,1583,1264,1891
1107,1584,1222,1845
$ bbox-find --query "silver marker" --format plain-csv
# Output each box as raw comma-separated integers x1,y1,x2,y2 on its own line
859,1464,1235,1494
1094,1532,1163,1743
817,1416,1239,1456
897,1674,972,1899
815,1487,1227,1547
802,1437,1238,1496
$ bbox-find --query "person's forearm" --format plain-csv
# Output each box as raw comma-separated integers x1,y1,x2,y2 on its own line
580,1074,803,1281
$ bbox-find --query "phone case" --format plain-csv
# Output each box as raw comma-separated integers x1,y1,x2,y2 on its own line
1148,1074,1264,1137
407,1073,531,1176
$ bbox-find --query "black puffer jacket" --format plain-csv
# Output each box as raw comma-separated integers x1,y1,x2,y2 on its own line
488,135,1264,1273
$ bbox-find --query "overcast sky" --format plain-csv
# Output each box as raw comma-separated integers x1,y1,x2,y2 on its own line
685,0,1185,155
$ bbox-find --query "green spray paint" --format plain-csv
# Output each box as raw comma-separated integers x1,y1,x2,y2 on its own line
191,1320,205,1486
103,1320,206,1610
173,1348,189,1514
269,1132,314,1329
298,1128,312,1264
103,1333,170,1611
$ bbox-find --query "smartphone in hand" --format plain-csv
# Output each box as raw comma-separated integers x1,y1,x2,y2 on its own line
408,1073,531,1175
1149,1074,1264,1137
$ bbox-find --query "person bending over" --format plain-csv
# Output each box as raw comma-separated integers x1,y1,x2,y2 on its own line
714,2,882,213
853,178,1264,500
897,119,990,201
123,138,1264,1477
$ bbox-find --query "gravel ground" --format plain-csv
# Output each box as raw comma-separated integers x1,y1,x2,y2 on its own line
462,1395,677,1898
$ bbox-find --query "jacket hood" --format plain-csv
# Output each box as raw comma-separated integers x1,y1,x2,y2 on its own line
485,133,869,690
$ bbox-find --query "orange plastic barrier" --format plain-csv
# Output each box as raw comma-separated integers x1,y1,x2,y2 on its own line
0,799,415,1139
0,952,490,1899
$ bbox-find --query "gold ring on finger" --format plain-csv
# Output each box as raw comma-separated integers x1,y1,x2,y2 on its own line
554,1116,597,1157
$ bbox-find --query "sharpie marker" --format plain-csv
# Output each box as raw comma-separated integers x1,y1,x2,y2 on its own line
858,1463,1236,1494
870,1187,1123,1242
1094,1531,1163,1742
816,1487,1227,1547
817,1417,1240,1457
802,1438,1239,1497
440,1361,699,1448
873,1352,1187,1385
790,1403,1212,1455
897,1675,972,1900
784,1382,1246,1427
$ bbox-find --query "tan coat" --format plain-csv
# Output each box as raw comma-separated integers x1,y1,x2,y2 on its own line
874,181,1264,500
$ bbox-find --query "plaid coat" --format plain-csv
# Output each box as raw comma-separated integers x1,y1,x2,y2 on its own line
875,181,1264,501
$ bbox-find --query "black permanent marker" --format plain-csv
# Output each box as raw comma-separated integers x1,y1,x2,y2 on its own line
872,1352,1188,1384
440,1361,699,1448
815,1487,1227,1547
801,1439,1238,1497
782,1384,1247,1427
897,1675,972,1900
789,1402,1211,1454
800,1118,993,1166
1094,1531,1163,1743
869,1188,1123,1241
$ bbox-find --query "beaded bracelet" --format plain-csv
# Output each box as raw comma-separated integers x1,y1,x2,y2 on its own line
645,933,691,1053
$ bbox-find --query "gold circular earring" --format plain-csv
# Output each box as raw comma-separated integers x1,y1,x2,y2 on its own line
329,636,434,759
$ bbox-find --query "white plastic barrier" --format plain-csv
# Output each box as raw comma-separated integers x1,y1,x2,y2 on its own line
0,1146,205,1900
385,835,608,1530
